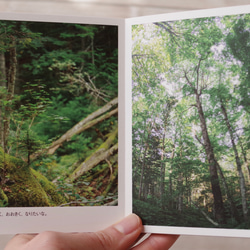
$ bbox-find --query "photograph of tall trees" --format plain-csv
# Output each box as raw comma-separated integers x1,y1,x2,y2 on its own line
0,20,118,207
132,13,250,229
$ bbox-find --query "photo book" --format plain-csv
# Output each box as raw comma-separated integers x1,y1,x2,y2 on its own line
0,4,250,238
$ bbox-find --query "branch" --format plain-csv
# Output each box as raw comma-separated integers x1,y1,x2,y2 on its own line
104,199,118,206
201,210,219,227
69,143,118,182
154,22,175,35
184,70,195,91
31,97,118,159
67,128,118,183
195,134,205,147
196,58,202,91
190,104,197,108
191,201,219,227
153,22,179,45
48,108,118,155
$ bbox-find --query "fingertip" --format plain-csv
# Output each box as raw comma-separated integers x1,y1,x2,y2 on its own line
114,214,142,235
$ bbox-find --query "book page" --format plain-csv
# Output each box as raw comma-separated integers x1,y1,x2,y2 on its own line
0,13,126,234
127,5,250,238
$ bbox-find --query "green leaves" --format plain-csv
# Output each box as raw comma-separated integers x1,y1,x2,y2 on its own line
225,14,250,114
132,13,250,227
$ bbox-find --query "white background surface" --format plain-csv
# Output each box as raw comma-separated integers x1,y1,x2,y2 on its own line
0,0,250,249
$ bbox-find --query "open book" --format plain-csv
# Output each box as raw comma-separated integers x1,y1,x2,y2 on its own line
0,5,250,238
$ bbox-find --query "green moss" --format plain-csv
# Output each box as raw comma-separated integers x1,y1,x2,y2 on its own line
0,147,26,173
0,148,66,207
0,188,8,207
3,166,50,207
31,169,66,206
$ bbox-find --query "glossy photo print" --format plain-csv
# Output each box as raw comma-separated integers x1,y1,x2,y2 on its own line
0,20,118,208
132,9,250,236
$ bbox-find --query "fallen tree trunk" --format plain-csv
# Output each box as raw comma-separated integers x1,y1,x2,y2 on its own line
67,128,118,183
191,201,219,227
103,165,118,196
47,107,118,155
31,97,118,159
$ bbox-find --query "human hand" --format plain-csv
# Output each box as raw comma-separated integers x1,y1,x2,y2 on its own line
5,213,179,250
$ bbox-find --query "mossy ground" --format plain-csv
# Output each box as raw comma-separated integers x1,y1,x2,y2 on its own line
0,148,66,207
0,188,8,206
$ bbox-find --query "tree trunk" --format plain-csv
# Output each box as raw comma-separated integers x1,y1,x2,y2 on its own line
237,136,250,179
67,128,118,183
160,132,166,207
191,200,219,227
184,59,225,224
47,107,118,155
3,40,17,152
138,142,148,200
159,101,174,207
0,52,6,86
177,172,184,212
168,170,173,208
0,51,6,149
143,179,149,201
31,97,118,159
243,154,250,179
216,161,240,223
195,91,225,223
168,143,176,209
220,102,248,221
242,152,250,179
186,176,192,207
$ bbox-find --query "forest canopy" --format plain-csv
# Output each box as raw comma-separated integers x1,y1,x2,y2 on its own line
132,13,250,229
0,20,118,207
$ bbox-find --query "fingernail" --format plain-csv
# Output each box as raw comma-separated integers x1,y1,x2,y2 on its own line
114,214,141,235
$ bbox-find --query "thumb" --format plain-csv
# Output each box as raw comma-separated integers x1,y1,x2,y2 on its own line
89,213,142,250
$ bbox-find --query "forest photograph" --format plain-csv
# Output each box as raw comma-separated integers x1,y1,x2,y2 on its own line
132,13,250,229
0,20,118,207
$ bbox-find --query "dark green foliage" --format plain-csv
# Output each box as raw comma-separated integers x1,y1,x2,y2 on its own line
133,199,213,228
33,94,97,141
226,14,250,114
0,19,118,207
132,13,250,229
